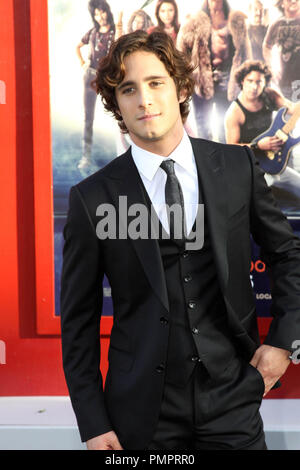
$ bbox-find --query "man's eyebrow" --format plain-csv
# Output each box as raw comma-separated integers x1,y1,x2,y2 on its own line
117,80,135,91
116,75,168,90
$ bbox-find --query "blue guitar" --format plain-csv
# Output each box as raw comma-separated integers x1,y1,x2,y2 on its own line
251,103,300,175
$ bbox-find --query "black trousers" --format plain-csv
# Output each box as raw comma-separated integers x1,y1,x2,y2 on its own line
146,357,267,450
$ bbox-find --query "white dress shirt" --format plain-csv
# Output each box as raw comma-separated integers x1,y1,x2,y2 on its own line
131,131,199,235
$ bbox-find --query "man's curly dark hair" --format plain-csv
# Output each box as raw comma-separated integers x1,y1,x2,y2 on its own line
235,60,272,89
94,30,195,133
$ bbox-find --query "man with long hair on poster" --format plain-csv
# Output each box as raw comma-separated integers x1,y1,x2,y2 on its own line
76,0,115,170
225,60,300,202
61,30,300,450
177,0,252,142
263,0,300,100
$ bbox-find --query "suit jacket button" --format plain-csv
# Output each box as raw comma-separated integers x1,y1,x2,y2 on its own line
192,327,199,334
156,363,165,373
184,275,192,283
182,251,189,259
160,317,169,325
188,300,196,309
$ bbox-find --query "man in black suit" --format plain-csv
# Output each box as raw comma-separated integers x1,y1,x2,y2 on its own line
60,31,300,450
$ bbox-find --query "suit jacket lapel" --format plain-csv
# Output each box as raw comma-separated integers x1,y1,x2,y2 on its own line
106,148,170,312
190,138,229,293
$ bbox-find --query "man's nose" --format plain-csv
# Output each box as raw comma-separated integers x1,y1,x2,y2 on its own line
138,87,152,107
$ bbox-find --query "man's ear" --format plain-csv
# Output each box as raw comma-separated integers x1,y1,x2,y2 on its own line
179,88,187,104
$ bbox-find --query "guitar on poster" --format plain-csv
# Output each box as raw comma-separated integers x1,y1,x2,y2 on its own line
251,103,300,175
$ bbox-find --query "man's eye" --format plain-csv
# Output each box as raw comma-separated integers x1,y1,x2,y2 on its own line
122,87,135,95
150,81,163,87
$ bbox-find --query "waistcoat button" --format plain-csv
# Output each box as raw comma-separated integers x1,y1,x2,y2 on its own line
191,355,201,362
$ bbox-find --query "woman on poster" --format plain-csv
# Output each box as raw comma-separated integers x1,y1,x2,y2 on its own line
147,0,180,43
115,9,153,37
76,0,115,170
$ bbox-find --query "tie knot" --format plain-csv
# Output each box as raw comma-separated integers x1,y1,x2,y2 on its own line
160,159,175,176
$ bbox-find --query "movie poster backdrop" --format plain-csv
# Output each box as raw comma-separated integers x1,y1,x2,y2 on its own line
47,0,300,319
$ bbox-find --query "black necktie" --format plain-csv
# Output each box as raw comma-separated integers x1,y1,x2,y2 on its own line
160,159,186,241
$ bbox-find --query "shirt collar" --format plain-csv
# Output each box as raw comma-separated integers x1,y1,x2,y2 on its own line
131,131,195,182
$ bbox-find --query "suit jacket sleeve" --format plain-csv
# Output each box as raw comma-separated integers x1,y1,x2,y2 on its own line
245,145,300,352
60,185,112,442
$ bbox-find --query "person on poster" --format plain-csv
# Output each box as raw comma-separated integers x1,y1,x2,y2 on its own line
263,0,300,100
115,9,154,39
60,30,300,450
177,0,252,143
248,0,269,61
225,60,300,201
147,0,180,43
127,10,154,33
76,0,115,170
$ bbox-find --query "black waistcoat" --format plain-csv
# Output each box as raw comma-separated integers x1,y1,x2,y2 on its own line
139,173,237,387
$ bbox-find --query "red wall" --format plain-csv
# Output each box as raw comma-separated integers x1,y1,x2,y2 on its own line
0,0,298,398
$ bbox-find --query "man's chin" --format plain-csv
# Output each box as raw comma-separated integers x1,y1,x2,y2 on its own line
132,131,163,143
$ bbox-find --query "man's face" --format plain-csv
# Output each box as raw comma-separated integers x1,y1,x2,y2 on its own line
250,0,264,25
115,51,185,149
208,0,224,11
283,0,300,17
242,71,266,100
94,8,108,27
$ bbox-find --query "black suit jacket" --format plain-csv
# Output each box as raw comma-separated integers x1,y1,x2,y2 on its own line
60,138,300,448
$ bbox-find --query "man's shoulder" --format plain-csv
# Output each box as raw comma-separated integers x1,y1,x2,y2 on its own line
190,136,246,156
225,100,244,124
190,137,251,175
81,27,96,43
76,149,131,191
267,17,286,34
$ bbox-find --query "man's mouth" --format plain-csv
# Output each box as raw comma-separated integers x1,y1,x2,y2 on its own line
138,113,161,121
